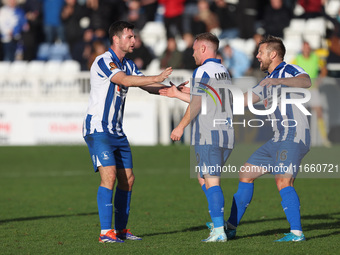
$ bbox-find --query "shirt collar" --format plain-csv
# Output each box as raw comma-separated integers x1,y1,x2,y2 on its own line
202,58,221,65
269,61,286,75
108,48,125,67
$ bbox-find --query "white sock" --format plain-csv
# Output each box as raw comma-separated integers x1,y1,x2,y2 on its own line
101,229,111,235
291,230,302,236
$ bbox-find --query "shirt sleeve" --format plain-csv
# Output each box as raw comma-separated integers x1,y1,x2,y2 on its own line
96,57,123,81
126,59,144,76
252,83,264,101
191,68,210,96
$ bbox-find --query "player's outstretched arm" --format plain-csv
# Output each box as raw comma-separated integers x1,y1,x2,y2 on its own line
159,85,190,103
141,80,189,95
111,67,173,87
259,74,311,88
171,81,190,94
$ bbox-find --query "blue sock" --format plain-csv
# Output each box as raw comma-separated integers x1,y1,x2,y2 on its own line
228,181,254,228
114,187,132,231
279,186,302,231
97,186,113,230
202,184,208,200
206,186,225,228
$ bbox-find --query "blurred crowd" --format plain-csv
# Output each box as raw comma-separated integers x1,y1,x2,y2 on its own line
0,0,340,78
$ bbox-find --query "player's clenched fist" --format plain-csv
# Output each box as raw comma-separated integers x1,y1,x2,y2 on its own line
170,126,184,141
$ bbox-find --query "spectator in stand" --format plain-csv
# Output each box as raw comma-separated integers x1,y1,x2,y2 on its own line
160,37,183,69
124,0,147,31
0,0,29,61
41,0,66,43
72,27,93,70
0,0,2,60
141,0,158,22
237,0,257,39
326,14,340,78
92,27,110,48
61,0,91,56
22,0,43,61
292,40,331,147
181,33,197,70
262,0,291,38
87,39,106,70
88,0,127,36
183,0,198,34
246,33,266,82
194,0,219,34
211,0,239,39
221,44,250,79
125,34,155,70
298,0,327,19
159,0,185,39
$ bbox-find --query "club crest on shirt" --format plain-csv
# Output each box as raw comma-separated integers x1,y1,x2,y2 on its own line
109,62,117,70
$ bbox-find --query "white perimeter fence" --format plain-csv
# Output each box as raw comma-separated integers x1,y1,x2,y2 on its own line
0,60,338,146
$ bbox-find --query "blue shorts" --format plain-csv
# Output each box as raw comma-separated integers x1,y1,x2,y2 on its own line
84,132,133,172
195,145,232,178
247,139,310,177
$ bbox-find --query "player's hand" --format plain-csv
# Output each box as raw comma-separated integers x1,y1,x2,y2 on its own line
170,81,190,94
259,78,280,87
155,67,173,83
170,126,184,141
159,84,178,98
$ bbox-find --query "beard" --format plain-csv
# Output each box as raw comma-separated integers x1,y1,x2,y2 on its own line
260,59,270,72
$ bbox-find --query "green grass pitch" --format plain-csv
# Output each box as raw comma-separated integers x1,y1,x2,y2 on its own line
1,144,339,254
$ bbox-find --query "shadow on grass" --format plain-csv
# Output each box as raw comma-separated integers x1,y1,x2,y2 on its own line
141,225,207,237
239,211,340,239
0,212,98,225
1,211,339,240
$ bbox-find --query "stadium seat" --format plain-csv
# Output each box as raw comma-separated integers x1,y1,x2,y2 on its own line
287,19,306,34
305,17,326,36
228,38,246,52
325,0,340,17
27,61,46,96
36,43,51,61
8,61,28,75
27,60,46,74
36,43,72,61
60,60,81,73
283,38,303,55
0,61,11,75
44,60,62,74
7,61,29,95
0,62,11,91
244,38,256,59
49,43,72,61
42,61,62,94
140,21,167,56
303,33,322,49
60,60,81,94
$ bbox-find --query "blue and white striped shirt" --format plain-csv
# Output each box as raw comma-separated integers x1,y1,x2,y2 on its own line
83,48,143,137
252,62,310,144
191,58,234,148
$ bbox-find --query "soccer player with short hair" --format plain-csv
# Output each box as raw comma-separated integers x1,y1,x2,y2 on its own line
161,32,234,242
83,21,172,243
217,35,312,242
